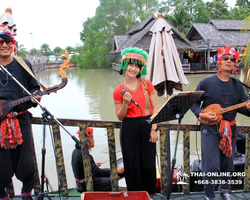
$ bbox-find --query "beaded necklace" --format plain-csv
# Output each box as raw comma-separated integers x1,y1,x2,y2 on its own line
0,58,13,87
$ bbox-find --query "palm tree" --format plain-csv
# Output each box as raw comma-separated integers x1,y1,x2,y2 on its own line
40,43,51,56
175,171,183,182
166,8,192,34
15,41,27,57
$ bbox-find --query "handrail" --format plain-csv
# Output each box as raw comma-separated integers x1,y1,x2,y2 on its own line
6,117,250,196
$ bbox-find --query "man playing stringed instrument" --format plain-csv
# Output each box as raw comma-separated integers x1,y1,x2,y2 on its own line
191,45,250,200
0,26,41,200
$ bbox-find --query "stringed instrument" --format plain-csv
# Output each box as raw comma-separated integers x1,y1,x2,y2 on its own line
0,78,67,122
198,101,250,125
0,49,70,122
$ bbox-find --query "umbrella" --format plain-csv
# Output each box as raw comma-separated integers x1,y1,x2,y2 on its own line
146,13,189,199
146,13,188,98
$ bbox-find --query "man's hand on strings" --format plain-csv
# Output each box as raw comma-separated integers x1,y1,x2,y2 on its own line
199,111,218,122
31,90,42,104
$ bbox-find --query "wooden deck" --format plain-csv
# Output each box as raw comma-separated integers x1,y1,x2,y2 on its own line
6,118,250,200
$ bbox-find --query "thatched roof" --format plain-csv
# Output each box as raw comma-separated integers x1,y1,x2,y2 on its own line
110,15,194,56
186,19,250,50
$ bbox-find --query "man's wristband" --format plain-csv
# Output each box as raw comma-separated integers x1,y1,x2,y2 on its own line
151,128,158,131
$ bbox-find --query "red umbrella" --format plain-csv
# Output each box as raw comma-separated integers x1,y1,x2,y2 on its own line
146,13,188,98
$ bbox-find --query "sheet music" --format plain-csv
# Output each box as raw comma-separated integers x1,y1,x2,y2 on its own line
149,91,204,124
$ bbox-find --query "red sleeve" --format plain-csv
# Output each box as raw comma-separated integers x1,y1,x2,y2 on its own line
113,84,123,104
146,79,155,95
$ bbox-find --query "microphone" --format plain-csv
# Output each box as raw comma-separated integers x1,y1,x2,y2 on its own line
121,89,139,107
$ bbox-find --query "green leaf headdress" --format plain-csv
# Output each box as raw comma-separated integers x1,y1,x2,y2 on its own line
120,47,148,76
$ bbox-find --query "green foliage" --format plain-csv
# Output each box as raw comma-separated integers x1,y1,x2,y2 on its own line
53,46,62,55
70,54,78,63
40,43,51,55
160,0,210,33
16,41,28,58
205,0,230,19
229,5,250,20
23,0,250,69
78,0,159,68
66,46,74,54
236,0,250,7
29,48,37,56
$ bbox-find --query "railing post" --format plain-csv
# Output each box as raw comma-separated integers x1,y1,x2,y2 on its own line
51,121,68,195
79,123,93,192
159,127,169,195
107,126,119,192
244,131,250,191
182,130,190,194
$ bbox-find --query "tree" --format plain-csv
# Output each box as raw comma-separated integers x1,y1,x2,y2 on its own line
206,0,230,19
29,48,37,56
159,0,210,34
66,46,74,54
40,43,51,55
16,41,28,57
53,46,62,55
236,0,250,7
166,7,192,34
229,5,250,20
79,0,159,68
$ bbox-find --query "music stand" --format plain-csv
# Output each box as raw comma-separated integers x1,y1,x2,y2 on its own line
148,91,204,200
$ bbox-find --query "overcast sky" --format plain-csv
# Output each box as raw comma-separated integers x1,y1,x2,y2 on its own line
1,0,100,51
1,0,235,51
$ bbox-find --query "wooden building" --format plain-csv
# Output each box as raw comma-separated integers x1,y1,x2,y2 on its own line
186,19,250,70
110,15,194,68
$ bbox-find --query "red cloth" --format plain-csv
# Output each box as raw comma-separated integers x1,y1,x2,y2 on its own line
0,111,27,149
113,78,155,118
219,119,235,157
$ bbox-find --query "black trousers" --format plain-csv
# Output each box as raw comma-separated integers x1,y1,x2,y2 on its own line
0,113,35,197
120,116,156,194
200,124,237,199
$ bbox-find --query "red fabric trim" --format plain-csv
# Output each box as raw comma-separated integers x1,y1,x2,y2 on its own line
76,178,85,183
219,119,235,157
0,111,27,149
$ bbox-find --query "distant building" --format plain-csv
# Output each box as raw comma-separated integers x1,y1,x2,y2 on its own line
109,15,194,63
186,19,250,51
185,19,250,70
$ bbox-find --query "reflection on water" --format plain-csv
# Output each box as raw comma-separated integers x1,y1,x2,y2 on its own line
13,69,248,192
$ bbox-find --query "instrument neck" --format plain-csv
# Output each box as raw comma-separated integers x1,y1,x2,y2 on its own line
219,100,249,114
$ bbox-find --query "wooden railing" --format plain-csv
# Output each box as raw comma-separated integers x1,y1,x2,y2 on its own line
6,118,250,197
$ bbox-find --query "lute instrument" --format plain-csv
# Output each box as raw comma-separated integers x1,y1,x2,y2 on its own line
0,78,67,122
198,101,250,125
0,49,70,122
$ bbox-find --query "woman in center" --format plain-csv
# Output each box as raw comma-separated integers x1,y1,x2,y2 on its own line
113,47,158,195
